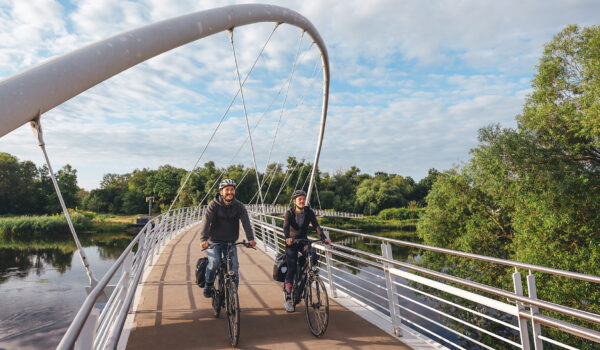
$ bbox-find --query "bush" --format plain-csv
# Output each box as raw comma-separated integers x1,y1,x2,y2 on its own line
377,207,424,220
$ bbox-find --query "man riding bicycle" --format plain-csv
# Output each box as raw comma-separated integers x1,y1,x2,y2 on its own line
283,189,331,312
200,179,257,298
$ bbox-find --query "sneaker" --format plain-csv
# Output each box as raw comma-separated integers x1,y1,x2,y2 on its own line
203,283,214,298
284,299,295,312
284,292,294,312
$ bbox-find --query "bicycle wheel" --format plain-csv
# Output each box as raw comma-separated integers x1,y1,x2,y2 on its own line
225,279,240,347
212,272,224,318
304,275,329,337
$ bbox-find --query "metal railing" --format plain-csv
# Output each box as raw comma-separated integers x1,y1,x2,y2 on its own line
248,211,600,350
57,205,204,350
60,206,600,349
246,204,363,218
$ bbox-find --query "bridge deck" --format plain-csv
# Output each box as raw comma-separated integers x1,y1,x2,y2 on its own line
124,224,409,349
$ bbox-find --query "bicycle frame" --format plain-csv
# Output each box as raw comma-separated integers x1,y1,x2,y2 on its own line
205,241,252,347
291,239,323,305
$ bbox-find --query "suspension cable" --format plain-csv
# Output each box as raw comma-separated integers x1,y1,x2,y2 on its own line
313,178,323,209
30,115,98,287
257,31,305,202
228,28,264,206
255,56,322,203
270,160,300,205
167,23,279,212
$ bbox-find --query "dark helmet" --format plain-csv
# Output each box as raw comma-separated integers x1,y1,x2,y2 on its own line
219,179,236,190
291,189,307,200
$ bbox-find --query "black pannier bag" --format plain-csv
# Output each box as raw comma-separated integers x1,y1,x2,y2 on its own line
195,257,209,287
272,252,287,282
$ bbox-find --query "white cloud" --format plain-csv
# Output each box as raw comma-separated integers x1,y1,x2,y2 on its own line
1,0,598,190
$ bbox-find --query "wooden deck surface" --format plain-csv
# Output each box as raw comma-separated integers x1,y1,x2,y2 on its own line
125,224,410,349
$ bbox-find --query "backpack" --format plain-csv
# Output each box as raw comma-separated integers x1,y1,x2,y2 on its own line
195,257,209,287
272,253,287,282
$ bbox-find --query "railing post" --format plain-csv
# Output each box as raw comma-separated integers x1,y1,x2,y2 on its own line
260,215,267,253
271,217,278,253
381,243,402,337
513,270,531,350
527,272,543,350
324,230,337,298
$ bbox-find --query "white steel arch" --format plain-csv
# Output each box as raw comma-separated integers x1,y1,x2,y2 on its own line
0,3,329,201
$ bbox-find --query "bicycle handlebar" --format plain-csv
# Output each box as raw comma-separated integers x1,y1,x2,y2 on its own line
201,240,255,251
291,238,326,245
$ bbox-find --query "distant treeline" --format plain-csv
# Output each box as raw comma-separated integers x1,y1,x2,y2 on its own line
0,153,439,216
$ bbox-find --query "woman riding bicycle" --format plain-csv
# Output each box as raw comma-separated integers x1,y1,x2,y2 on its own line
283,189,331,312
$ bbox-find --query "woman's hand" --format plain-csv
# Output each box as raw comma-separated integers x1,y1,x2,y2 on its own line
286,238,293,246
325,238,332,245
201,241,209,249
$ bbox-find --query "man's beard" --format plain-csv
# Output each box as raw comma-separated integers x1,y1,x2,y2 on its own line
223,194,234,203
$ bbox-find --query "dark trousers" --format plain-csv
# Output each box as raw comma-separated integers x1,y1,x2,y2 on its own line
285,241,309,285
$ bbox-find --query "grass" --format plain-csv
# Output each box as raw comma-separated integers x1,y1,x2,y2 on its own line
0,211,137,239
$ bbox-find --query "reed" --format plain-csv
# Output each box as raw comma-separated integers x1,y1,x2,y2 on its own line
0,213,92,239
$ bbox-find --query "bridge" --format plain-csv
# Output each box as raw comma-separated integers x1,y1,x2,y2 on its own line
1,4,599,350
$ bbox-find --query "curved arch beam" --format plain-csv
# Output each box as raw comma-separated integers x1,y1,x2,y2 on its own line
0,7,330,198
0,4,329,136
1,4,330,204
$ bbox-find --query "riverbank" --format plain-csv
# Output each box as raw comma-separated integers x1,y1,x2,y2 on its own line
0,211,139,239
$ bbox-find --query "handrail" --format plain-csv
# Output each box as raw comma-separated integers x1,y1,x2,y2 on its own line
56,220,148,350
58,205,203,350
248,213,600,345
254,211,600,284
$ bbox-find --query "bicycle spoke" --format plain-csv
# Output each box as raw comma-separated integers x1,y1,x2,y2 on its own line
226,279,240,347
304,275,329,337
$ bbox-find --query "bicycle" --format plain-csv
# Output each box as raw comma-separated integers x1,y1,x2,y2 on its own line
286,238,330,337
203,240,254,347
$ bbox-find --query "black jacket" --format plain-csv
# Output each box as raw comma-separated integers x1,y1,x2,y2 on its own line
199,194,254,243
283,206,324,240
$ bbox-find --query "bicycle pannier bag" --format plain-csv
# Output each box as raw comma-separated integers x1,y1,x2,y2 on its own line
195,257,209,287
273,253,287,282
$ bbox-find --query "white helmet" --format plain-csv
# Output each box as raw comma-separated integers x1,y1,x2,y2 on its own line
219,179,236,190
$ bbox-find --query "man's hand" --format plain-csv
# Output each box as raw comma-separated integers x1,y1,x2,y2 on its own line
325,238,332,245
249,240,257,248
201,241,209,249
286,238,293,246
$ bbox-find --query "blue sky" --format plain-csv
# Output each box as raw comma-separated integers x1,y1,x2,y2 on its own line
1,0,599,190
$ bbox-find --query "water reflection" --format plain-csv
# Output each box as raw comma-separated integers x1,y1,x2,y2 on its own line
0,233,132,349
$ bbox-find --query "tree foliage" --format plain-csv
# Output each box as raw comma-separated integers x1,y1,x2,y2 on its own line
418,25,600,348
0,153,81,215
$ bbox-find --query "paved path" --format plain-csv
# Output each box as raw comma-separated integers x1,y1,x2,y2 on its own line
125,224,409,349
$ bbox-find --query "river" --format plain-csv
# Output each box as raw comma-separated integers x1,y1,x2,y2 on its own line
0,234,131,350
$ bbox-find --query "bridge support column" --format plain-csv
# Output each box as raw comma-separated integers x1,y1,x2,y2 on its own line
513,270,531,350
527,272,544,350
381,243,402,337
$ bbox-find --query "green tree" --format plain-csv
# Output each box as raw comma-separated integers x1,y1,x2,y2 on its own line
518,25,600,168
0,153,41,214
41,164,81,214
145,165,186,212
418,25,600,348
